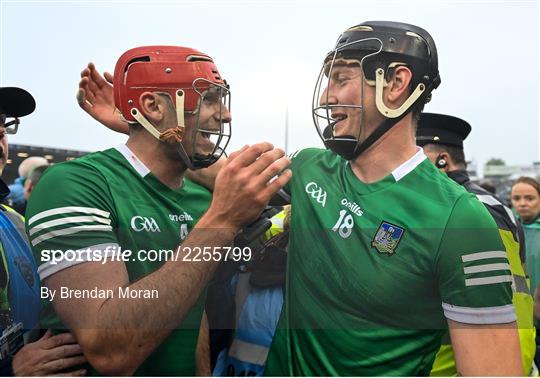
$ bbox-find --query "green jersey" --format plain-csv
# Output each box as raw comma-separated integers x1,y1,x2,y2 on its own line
25,145,212,376
265,148,515,376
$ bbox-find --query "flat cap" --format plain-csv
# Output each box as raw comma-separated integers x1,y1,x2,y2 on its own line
416,112,471,148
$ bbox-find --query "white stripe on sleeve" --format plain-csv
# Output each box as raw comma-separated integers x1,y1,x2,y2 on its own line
28,206,110,226
461,251,508,262
31,225,113,247
29,215,112,236
442,302,516,324
37,243,120,280
465,275,513,287
463,263,510,275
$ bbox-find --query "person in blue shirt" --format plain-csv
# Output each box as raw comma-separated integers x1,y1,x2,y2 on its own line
0,86,86,376
211,208,289,377
5,156,48,215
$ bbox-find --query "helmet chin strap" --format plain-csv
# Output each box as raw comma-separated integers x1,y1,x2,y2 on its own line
130,90,196,169
322,122,359,160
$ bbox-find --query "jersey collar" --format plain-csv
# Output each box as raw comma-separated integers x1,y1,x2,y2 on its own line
115,144,151,178
391,147,427,182
344,147,427,195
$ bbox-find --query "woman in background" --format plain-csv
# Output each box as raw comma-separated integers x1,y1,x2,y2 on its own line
512,176,540,367
512,177,540,296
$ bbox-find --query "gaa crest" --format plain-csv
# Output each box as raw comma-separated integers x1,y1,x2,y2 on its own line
371,221,405,255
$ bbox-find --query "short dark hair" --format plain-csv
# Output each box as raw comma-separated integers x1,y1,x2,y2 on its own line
128,122,143,134
425,143,466,169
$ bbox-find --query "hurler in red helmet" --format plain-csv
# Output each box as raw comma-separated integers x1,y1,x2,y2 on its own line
114,45,231,169
26,44,290,376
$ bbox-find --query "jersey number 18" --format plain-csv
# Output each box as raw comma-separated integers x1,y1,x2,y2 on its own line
332,210,354,239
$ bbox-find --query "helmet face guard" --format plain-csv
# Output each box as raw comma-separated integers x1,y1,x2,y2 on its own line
187,78,231,169
113,46,231,169
312,21,441,161
313,38,383,160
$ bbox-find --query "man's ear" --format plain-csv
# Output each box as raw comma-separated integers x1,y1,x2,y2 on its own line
440,151,450,164
139,92,165,123
436,151,451,171
23,180,33,200
385,66,413,104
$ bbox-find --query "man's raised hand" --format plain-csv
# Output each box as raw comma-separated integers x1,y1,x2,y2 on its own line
77,62,129,134
207,142,292,230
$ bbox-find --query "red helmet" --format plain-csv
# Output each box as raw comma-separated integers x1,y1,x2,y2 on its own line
114,46,226,122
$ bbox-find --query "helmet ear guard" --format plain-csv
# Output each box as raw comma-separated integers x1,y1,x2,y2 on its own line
374,67,426,119
130,89,186,144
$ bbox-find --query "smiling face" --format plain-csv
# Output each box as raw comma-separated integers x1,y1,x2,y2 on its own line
184,85,232,159
317,61,380,144
320,63,362,137
136,83,231,170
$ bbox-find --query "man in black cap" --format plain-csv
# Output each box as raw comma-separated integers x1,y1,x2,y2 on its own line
0,87,87,376
416,112,536,376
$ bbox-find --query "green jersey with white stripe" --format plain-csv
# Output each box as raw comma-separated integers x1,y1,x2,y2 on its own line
25,145,212,376
265,148,515,377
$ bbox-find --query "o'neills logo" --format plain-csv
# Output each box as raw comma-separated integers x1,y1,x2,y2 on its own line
341,198,363,217
169,212,194,222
